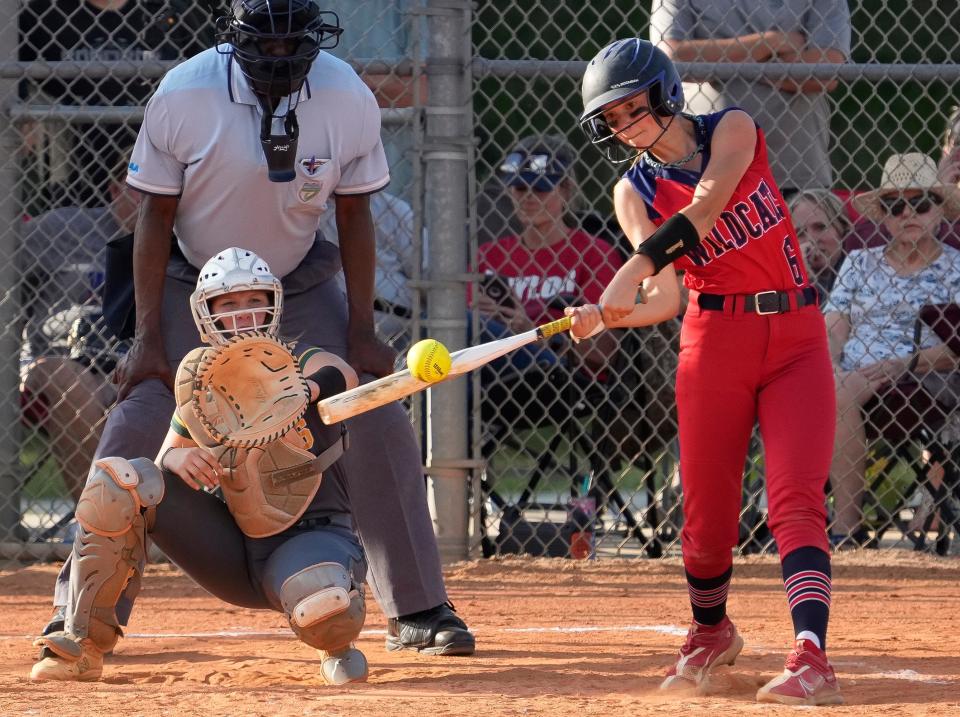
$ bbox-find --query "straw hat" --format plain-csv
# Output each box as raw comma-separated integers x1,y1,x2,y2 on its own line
852,152,960,222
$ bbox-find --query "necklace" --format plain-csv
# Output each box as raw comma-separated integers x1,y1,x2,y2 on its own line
647,142,702,168
644,115,705,169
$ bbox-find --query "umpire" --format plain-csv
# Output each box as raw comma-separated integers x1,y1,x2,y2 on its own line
41,0,474,656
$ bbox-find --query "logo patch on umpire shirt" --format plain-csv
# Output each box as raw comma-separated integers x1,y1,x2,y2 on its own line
299,155,329,177
298,182,323,203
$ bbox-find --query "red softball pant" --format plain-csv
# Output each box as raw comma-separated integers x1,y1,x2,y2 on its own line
675,298,834,579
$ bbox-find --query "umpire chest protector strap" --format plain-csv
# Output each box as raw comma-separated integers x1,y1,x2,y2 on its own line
175,346,341,538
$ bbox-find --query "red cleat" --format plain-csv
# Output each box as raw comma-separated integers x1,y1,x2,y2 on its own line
756,639,843,705
660,616,744,693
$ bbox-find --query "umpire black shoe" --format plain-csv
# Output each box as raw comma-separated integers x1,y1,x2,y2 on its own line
386,602,476,656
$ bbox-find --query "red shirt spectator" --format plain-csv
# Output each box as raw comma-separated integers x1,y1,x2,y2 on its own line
478,228,621,324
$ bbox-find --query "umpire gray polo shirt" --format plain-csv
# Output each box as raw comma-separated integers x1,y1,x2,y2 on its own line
650,0,851,190
127,47,390,278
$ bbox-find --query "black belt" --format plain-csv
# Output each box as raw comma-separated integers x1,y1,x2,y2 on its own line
294,513,354,531
697,286,818,315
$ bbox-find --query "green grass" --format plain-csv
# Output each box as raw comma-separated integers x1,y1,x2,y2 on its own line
484,425,676,498
18,432,70,500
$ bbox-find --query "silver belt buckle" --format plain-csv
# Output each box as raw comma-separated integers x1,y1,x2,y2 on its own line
754,290,781,315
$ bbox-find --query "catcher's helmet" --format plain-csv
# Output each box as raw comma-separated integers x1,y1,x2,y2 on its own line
191,247,284,345
215,0,342,99
579,39,684,162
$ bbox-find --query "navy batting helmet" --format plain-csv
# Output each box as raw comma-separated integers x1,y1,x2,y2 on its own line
215,0,342,99
579,39,685,162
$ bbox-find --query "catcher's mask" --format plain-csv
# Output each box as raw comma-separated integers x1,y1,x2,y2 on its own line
579,38,685,164
215,0,342,181
191,247,284,346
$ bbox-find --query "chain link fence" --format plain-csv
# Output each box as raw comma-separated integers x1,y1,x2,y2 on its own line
0,0,958,565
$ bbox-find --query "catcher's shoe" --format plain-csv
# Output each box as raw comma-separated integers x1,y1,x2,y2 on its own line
319,645,368,685
660,616,744,693
38,607,115,659
386,602,475,656
756,639,843,706
30,632,104,682
40,605,66,637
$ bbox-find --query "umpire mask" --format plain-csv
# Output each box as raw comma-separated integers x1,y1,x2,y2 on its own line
215,0,342,181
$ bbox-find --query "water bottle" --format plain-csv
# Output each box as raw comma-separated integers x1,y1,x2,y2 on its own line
568,476,596,560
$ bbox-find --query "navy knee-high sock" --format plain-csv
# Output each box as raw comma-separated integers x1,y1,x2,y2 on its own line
686,566,732,626
781,546,832,649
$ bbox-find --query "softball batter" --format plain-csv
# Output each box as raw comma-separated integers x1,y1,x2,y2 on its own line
32,248,370,685
569,39,839,705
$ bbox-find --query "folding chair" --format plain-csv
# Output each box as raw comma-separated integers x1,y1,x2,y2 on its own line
478,326,675,559
859,304,960,553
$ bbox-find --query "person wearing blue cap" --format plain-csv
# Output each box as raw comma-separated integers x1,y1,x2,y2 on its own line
474,134,624,427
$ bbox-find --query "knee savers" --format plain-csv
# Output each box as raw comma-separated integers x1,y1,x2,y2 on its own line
279,562,365,652
76,457,165,536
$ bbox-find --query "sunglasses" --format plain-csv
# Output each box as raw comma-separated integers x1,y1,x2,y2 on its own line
499,151,570,192
499,152,568,177
509,183,557,194
880,192,944,217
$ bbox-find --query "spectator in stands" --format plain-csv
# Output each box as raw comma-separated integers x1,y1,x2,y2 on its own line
18,150,136,501
475,135,623,425
788,189,851,301
938,104,960,187
319,190,418,351
17,0,211,212
824,152,960,547
650,0,850,194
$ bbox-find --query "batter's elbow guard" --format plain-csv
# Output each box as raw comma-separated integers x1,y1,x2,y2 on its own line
634,213,701,274
306,366,348,403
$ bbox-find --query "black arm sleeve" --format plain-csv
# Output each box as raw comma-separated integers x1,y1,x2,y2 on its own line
306,365,348,403
634,213,702,274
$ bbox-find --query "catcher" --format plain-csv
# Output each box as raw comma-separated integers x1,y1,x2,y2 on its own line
31,247,369,685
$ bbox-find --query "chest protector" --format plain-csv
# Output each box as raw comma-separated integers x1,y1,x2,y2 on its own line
175,347,341,538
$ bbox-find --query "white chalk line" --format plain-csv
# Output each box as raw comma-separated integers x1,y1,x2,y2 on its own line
502,624,689,636
4,623,951,685
2,624,686,640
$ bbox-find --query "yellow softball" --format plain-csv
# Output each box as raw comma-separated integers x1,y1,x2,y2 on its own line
407,339,452,383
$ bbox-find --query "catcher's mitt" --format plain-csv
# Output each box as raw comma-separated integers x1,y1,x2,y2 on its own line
192,332,310,448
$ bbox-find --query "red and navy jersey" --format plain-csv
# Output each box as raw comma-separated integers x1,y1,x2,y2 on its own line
624,108,809,294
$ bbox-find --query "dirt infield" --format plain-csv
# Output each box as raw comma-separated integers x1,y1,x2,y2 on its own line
1,552,958,716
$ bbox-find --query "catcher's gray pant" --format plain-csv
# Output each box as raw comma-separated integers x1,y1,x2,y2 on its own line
53,265,447,620
149,471,366,613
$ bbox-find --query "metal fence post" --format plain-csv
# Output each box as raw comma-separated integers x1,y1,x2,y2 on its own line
0,0,23,542
423,0,472,562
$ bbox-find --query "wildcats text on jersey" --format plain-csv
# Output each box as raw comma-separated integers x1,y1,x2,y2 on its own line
685,178,785,267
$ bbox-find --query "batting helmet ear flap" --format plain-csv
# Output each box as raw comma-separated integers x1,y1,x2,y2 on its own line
647,71,685,117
